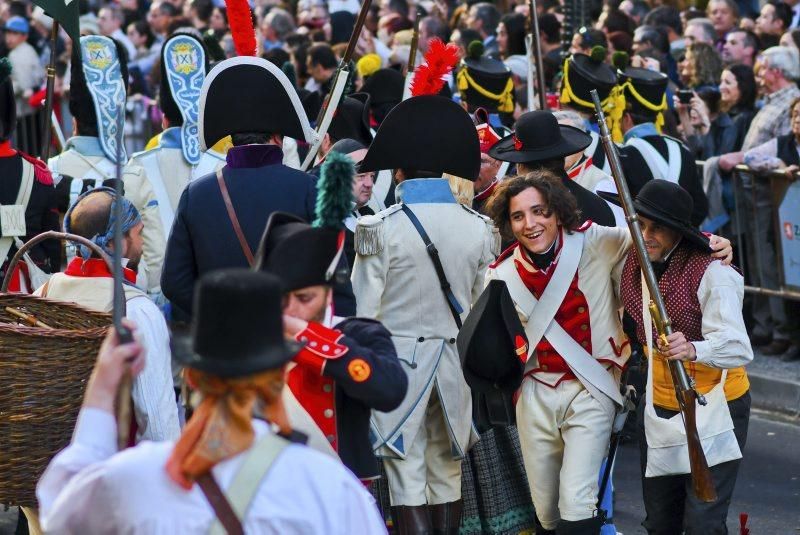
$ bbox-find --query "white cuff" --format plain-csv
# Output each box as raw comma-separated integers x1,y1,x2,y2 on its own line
73,407,118,458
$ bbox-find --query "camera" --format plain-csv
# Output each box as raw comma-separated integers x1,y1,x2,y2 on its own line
677,90,693,104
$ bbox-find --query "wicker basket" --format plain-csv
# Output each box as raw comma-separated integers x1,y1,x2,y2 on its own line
0,232,112,507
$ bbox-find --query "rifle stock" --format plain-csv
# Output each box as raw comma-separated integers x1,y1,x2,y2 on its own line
591,89,717,503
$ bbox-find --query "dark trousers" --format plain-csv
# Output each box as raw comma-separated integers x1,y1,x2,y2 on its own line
636,391,751,535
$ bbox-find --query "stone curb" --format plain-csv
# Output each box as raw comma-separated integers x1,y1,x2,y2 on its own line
748,371,800,418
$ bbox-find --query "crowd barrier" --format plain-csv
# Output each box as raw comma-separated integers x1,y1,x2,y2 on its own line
724,163,800,301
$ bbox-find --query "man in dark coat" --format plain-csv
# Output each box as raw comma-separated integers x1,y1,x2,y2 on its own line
161,57,320,317
0,57,59,293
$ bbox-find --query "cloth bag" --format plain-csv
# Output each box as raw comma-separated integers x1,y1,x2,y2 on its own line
642,276,741,477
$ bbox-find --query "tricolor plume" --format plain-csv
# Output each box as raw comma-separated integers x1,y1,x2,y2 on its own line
314,151,355,230
410,38,459,97
225,0,257,57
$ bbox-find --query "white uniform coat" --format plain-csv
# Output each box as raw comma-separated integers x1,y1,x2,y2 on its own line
351,178,498,460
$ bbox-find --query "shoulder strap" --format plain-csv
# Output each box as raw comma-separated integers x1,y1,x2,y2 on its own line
627,137,668,181
197,474,244,535
216,169,255,267
664,137,682,183
207,433,290,535
401,204,463,329
17,159,35,207
140,152,176,233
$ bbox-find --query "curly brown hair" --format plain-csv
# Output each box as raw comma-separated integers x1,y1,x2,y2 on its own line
485,171,582,243
685,42,723,88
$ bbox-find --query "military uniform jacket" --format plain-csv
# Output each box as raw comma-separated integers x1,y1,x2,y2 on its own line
161,144,317,317
351,178,499,460
125,127,226,236
619,132,708,226
49,137,165,292
286,317,407,479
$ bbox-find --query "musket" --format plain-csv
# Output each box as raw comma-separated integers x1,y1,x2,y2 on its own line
301,0,373,171
526,0,547,110
401,7,422,100
112,100,134,451
40,21,59,160
590,89,717,503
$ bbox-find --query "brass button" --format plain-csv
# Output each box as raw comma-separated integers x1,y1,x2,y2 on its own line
541,364,548,371
578,306,586,313
323,409,334,418
323,384,332,393
574,290,581,297
326,434,335,443
581,324,588,331
581,341,589,348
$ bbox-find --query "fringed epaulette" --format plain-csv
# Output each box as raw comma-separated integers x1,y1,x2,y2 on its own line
355,204,401,256
20,152,53,186
460,204,500,256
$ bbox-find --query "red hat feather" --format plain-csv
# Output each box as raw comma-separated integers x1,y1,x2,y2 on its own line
410,38,460,97
225,0,257,57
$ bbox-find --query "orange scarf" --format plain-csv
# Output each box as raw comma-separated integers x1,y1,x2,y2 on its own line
165,368,291,490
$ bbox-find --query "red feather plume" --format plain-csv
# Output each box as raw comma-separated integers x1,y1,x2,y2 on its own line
410,38,460,97
225,0,257,57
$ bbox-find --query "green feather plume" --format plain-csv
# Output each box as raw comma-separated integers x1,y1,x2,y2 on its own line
314,151,355,230
0,58,12,86
612,51,630,72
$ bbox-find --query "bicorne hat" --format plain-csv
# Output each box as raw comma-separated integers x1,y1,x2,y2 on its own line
328,92,373,146
198,56,318,151
359,95,481,180
598,180,712,252
159,30,209,165
361,68,404,126
456,41,514,113
457,279,526,431
69,36,129,163
172,269,303,378
489,110,591,164
255,151,354,289
0,59,15,142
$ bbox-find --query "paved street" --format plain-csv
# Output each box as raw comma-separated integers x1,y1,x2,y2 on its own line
1,411,798,534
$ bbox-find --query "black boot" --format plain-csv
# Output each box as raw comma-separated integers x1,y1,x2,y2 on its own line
430,500,463,535
555,517,603,535
391,505,433,535
534,515,556,535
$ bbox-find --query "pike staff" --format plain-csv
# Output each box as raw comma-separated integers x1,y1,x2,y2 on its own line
590,89,717,503
301,0,374,171
527,0,547,110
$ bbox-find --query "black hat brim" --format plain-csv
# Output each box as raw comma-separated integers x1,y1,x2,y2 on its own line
489,124,592,164
171,332,304,378
597,190,712,253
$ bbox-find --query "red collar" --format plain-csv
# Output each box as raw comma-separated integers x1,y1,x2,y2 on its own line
64,257,138,284
567,155,592,180
474,179,499,201
0,140,16,157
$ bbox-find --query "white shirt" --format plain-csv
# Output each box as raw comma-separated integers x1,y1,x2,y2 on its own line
693,261,754,369
37,408,387,534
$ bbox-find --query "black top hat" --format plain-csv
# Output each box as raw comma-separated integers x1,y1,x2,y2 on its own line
359,95,481,180
489,110,591,164
456,41,514,113
619,66,668,119
172,269,303,378
0,58,15,142
159,30,210,127
328,92,373,146
598,180,712,252
255,212,345,291
457,280,526,430
199,56,317,150
560,49,619,113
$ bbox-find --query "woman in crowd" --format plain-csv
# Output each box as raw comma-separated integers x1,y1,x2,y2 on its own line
497,12,526,59
679,42,723,90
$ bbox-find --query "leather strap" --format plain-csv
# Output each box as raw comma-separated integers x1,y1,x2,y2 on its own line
197,473,244,535
401,204,463,329
216,169,254,267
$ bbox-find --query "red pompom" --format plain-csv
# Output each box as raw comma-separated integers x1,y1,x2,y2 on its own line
225,0,257,57
410,38,460,97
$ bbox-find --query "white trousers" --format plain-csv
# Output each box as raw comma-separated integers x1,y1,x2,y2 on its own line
383,388,462,506
516,378,614,530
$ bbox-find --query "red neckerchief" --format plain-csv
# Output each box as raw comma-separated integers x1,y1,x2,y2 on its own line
474,179,499,202
64,257,137,284
0,140,16,157
567,155,593,180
